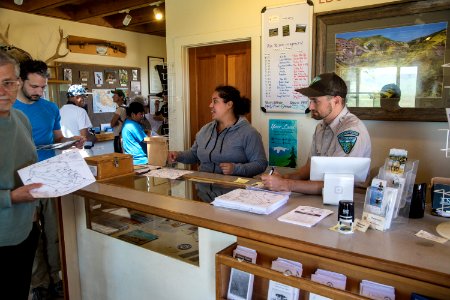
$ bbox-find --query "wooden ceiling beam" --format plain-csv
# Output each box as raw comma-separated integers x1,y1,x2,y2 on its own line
23,0,76,13
72,0,163,21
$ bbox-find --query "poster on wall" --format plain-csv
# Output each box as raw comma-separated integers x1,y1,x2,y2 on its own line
261,2,312,113
92,89,116,113
148,56,164,94
268,119,297,168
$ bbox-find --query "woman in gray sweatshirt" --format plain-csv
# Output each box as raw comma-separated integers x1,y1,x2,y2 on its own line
168,85,268,178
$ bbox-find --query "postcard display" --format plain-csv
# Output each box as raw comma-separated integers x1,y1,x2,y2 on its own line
362,150,419,231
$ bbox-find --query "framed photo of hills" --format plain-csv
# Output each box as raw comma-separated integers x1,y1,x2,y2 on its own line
314,0,450,121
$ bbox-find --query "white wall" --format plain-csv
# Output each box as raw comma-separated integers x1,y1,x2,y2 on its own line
165,0,450,183
0,8,166,96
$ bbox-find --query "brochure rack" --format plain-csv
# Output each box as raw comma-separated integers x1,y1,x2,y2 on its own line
377,158,419,218
215,238,449,300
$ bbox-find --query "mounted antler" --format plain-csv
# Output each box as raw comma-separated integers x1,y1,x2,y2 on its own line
0,24,10,45
45,27,69,64
0,24,32,63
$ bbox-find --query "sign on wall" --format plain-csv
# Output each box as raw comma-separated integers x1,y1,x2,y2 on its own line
269,119,298,168
261,1,312,113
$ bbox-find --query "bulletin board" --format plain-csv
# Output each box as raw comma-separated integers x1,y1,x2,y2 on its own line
55,63,141,127
261,1,313,113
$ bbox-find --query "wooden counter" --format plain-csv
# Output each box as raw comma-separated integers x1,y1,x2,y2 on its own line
63,172,450,299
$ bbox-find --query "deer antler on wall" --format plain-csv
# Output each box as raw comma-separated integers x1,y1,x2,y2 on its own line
0,24,32,63
45,27,69,64
0,24,10,45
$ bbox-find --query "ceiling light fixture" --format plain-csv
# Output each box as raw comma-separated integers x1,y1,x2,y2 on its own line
153,7,163,20
14,0,24,5
122,10,132,26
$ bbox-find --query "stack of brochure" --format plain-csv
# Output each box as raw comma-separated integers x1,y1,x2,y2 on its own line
309,269,347,300
212,188,289,215
267,258,303,300
278,206,334,227
360,280,395,299
362,178,398,231
227,246,257,300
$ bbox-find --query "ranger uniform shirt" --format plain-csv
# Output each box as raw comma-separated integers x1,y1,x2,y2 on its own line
310,106,371,158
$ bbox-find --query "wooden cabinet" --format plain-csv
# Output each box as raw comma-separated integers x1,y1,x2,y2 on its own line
216,238,450,300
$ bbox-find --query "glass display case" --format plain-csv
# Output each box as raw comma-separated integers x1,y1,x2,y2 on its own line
84,175,237,266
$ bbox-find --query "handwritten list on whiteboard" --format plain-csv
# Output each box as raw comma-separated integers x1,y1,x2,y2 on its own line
261,2,312,113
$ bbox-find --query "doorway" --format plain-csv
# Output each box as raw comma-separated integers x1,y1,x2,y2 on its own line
188,41,251,147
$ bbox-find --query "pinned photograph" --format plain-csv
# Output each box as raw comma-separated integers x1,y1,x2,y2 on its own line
80,70,89,82
119,69,128,85
269,28,279,37
132,69,138,80
104,70,117,83
63,68,72,82
296,24,306,33
94,72,103,85
282,24,290,37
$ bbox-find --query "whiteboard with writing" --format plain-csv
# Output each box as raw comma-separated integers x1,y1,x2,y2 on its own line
261,2,312,113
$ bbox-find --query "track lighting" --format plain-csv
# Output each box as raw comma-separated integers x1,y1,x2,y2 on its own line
14,0,24,5
153,7,163,20
122,10,132,26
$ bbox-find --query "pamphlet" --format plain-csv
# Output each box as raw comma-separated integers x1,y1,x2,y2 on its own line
359,280,395,300
362,179,398,231
386,148,407,174
309,269,347,300
227,246,257,300
278,206,333,227
267,258,303,300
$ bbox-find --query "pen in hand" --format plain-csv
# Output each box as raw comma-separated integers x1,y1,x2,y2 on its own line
269,166,275,176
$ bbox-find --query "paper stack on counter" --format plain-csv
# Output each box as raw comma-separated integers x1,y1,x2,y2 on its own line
267,258,303,300
309,269,347,300
212,188,289,215
360,280,395,300
228,246,257,300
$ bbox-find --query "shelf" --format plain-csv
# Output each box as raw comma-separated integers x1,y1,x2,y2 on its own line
215,238,450,300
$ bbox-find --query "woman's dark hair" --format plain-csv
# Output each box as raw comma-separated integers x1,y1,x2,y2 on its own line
19,59,49,81
215,85,250,116
126,101,144,117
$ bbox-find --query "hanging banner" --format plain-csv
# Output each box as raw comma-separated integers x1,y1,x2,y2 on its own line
261,1,312,113
269,119,298,168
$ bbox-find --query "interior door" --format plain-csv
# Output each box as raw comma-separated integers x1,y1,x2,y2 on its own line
188,41,251,147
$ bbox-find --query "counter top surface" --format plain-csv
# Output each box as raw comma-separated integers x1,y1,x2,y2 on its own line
76,171,450,285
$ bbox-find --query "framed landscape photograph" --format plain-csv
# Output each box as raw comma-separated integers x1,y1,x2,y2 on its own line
314,0,450,121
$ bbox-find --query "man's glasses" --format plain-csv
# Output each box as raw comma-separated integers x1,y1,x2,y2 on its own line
0,80,20,91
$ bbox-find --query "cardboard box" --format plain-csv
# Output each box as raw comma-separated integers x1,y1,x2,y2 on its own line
85,153,134,180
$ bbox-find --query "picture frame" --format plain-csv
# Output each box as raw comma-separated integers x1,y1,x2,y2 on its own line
314,0,450,121
148,56,165,95
48,66,57,80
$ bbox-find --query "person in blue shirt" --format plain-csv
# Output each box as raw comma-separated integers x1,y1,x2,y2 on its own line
122,101,149,165
13,59,84,299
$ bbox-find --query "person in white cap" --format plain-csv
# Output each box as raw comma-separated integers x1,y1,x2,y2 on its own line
60,85,93,138
262,72,371,194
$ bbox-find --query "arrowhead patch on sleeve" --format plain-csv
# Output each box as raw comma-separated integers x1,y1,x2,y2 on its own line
337,130,359,154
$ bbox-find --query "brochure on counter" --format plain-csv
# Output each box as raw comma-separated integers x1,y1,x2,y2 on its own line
278,206,333,227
